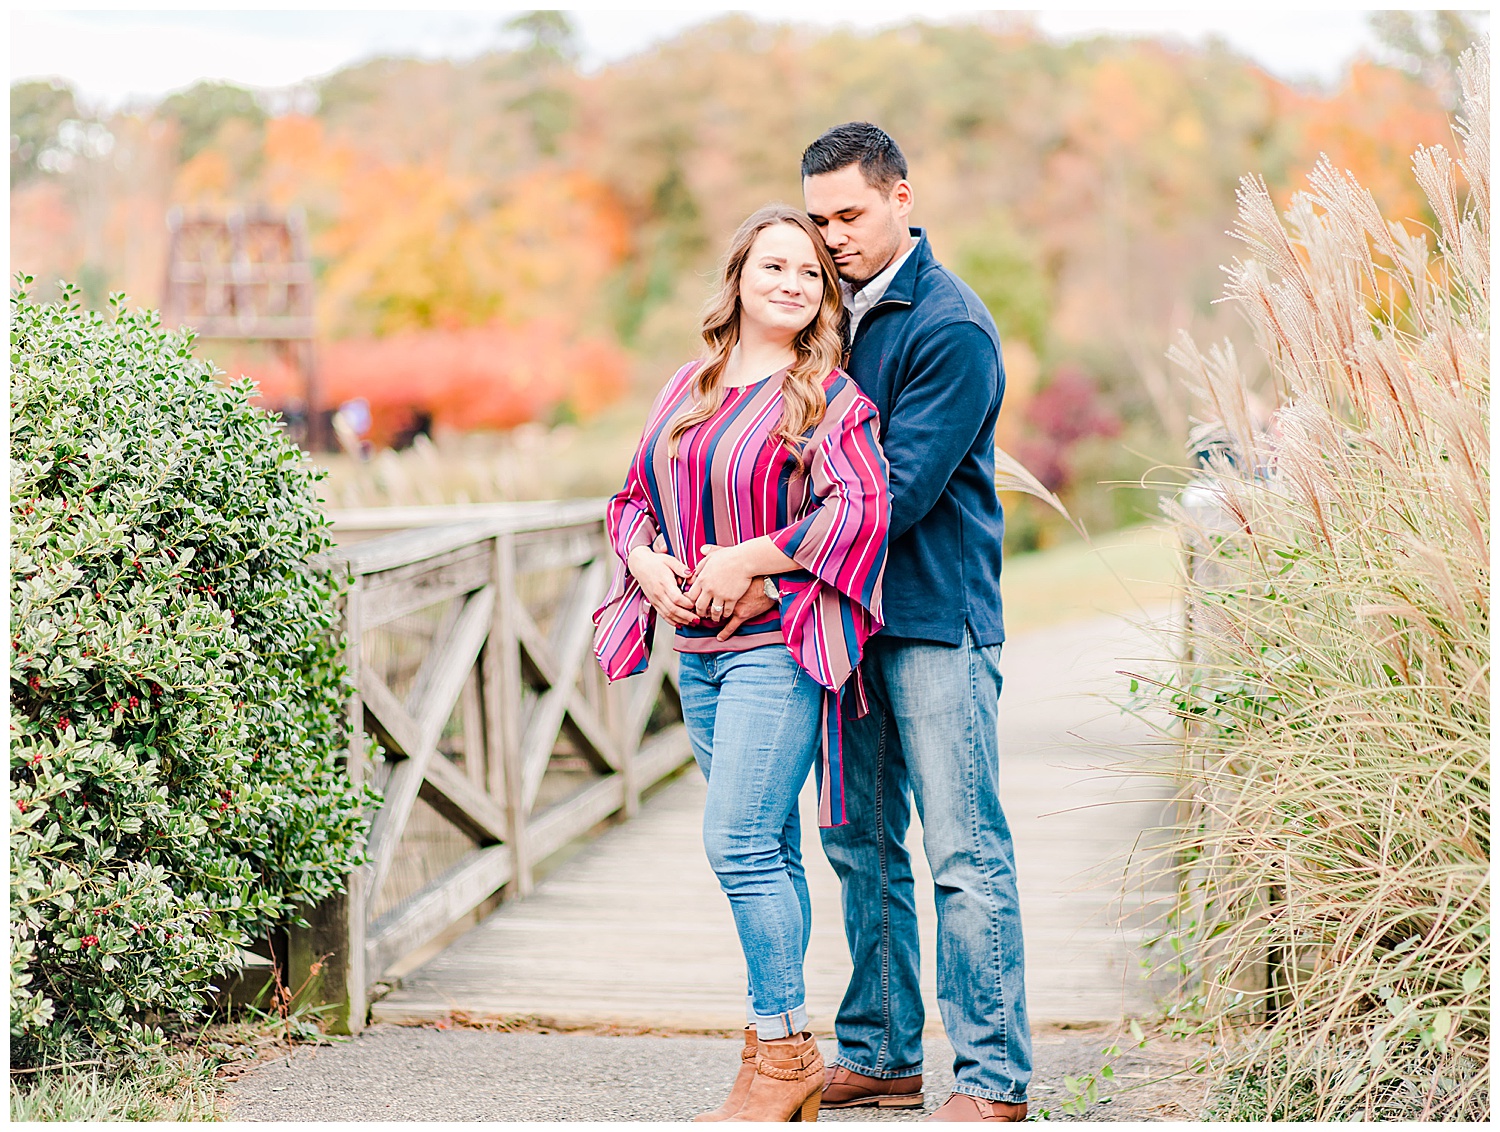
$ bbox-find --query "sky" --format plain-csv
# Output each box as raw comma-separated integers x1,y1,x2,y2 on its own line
10,5,1451,110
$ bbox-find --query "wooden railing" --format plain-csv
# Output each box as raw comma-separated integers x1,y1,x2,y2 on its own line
288,501,689,1032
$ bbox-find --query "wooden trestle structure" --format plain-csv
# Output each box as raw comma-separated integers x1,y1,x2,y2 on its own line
289,502,689,1032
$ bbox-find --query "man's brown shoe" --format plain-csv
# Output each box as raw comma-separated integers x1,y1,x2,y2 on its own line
821,1065,924,1109
925,1093,1027,1121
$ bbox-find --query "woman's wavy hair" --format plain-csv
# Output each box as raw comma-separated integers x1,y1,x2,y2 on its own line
668,205,845,462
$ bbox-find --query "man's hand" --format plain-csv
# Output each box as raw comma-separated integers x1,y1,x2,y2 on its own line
715,585,776,641
627,545,697,626
698,544,777,641
686,543,754,621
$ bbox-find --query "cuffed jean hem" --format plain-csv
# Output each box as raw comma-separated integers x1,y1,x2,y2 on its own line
748,998,808,1040
954,1089,1029,1105
832,1054,923,1081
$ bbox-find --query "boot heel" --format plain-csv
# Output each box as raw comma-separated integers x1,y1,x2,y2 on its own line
725,1032,823,1122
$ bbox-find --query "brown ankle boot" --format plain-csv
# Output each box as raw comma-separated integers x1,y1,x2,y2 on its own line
693,1028,758,1121
726,1032,824,1122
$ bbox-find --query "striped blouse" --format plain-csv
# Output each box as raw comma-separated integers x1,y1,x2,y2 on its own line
592,360,890,826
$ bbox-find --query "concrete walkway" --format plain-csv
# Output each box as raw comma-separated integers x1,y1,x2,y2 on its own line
228,610,1184,1120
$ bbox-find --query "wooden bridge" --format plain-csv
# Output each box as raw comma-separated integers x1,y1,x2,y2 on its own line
289,502,691,1031
290,504,1179,1034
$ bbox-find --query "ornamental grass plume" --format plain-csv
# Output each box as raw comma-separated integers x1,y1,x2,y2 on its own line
1143,43,1488,1121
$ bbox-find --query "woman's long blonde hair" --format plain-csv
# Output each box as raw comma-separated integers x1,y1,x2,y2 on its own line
668,205,845,462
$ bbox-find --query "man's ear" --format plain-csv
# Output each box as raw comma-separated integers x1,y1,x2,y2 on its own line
890,179,914,220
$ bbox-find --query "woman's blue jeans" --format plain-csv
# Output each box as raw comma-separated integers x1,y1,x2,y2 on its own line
678,646,822,1040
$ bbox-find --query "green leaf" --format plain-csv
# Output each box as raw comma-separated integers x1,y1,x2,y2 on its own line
8,285,370,1066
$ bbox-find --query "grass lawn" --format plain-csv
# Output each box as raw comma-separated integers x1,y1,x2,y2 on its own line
9,1054,223,1122
1001,523,1182,634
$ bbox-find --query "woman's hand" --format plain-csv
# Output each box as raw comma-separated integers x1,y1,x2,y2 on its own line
687,543,756,621
627,545,697,627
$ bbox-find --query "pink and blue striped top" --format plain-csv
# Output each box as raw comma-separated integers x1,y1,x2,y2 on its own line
592,360,890,826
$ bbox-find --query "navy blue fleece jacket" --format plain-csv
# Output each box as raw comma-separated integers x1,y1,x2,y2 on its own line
845,228,1006,646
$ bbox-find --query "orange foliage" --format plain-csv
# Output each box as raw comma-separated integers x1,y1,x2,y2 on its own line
16,21,1471,444
237,322,629,444
260,114,355,213
263,115,328,172
1279,61,1451,223
178,111,635,431
11,181,79,273
174,148,234,203
314,163,629,337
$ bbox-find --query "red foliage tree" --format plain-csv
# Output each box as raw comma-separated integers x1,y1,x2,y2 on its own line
1012,366,1122,492
239,322,629,445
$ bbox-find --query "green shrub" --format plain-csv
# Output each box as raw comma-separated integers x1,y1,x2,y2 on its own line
9,282,373,1066
1140,45,1488,1120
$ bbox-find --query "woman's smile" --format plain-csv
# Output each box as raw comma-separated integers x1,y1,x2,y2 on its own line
737,223,826,339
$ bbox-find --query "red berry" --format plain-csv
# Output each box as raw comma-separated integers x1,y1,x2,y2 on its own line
128,696,139,709
81,935,99,948
28,676,40,691
56,717,70,730
16,801,29,812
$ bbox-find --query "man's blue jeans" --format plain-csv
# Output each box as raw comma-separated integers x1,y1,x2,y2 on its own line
820,629,1031,1104
678,646,821,1040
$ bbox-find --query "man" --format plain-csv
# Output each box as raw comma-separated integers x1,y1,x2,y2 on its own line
721,121,1029,1121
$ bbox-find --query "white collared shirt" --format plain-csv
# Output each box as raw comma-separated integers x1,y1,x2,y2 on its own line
842,235,920,342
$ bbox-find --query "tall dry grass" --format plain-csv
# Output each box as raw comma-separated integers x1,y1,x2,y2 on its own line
1143,44,1488,1120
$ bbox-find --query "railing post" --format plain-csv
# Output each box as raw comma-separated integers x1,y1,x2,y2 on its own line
288,574,368,1033
486,533,532,896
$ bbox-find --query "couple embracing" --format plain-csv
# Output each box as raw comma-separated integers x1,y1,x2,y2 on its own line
593,123,1029,1123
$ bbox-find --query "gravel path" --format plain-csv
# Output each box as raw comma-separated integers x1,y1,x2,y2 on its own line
225,1022,1206,1122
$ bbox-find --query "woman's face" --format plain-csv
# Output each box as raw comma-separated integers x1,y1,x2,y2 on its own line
737,223,826,342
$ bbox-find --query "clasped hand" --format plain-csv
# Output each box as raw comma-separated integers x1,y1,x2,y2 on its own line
627,543,775,639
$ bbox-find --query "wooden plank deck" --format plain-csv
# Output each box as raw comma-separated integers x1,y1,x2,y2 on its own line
372,610,1180,1030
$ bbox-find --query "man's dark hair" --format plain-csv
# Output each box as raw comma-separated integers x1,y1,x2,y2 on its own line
800,122,908,192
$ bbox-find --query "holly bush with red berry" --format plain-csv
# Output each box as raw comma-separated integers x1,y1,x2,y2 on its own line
9,281,376,1065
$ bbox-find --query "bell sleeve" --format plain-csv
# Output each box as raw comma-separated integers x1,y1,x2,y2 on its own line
592,366,694,680
592,467,658,680
768,379,890,692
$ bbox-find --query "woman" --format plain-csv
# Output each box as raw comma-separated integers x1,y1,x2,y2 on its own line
593,205,889,1123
